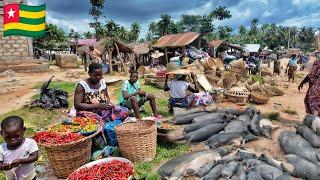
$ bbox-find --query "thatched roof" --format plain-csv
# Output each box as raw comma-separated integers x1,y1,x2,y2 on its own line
127,42,152,55
77,39,133,54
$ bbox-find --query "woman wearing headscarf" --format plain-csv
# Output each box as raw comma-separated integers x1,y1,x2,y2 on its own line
298,54,320,115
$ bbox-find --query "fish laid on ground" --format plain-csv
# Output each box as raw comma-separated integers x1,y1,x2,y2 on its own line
303,114,320,135
279,131,320,166
243,159,266,168
184,121,221,133
274,174,291,180
283,154,320,179
174,108,203,118
244,107,258,119
224,120,248,133
218,108,244,116
158,150,208,179
185,123,227,142
259,119,279,129
203,164,225,180
231,163,246,180
259,153,282,170
236,114,251,127
184,150,221,176
192,113,225,123
297,124,320,148
196,163,216,177
174,112,208,125
206,132,244,148
221,161,238,178
255,164,284,180
247,169,264,180
250,112,262,135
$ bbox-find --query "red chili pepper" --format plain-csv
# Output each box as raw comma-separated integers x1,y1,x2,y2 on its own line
68,160,134,180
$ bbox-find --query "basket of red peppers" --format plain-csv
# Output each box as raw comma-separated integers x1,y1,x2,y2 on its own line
68,157,134,180
155,70,167,82
32,117,102,178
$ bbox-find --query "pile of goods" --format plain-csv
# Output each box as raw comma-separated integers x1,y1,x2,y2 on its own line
68,159,134,180
159,148,291,179
173,107,279,144
278,114,320,179
155,69,167,89
33,117,98,145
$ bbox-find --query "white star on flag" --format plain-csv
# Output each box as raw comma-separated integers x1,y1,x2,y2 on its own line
7,8,16,18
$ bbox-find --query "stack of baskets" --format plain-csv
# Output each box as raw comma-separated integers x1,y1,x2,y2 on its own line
250,91,270,104
225,87,250,105
115,120,157,163
43,125,101,178
230,59,247,76
203,57,217,71
249,82,262,92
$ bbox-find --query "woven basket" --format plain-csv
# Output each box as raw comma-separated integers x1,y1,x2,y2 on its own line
156,82,165,89
251,91,270,104
230,59,246,69
115,120,157,163
230,67,246,76
225,87,249,105
214,58,225,71
250,82,262,92
264,86,284,96
203,57,217,70
43,124,101,178
217,78,231,89
155,76,166,82
205,70,216,76
137,66,151,78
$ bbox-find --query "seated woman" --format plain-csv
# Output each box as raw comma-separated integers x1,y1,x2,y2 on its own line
74,63,128,124
164,72,199,113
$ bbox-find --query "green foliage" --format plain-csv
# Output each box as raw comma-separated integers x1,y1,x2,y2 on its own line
83,31,95,39
249,75,265,84
264,112,280,120
89,0,105,38
217,26,233,40
283,109,298,115
209,6,232,20
134,141,190,179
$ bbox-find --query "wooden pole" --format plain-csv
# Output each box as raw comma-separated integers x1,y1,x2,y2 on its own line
108,49,113,74
164,48,168,65
114,42,127,74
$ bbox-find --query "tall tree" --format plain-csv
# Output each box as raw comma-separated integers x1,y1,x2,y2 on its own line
83,31,94,39
210,6,232,20
129,22,141,42
181,15,201,32
217,26,233,40
89,0,105,39
158,14,172,35
248,18,260,43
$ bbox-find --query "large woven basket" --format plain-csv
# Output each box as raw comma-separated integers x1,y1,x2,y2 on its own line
203,57,217,70
214,58,225,71
251,91,270,104
250,82,262,92
225,87,249,105
115,120,157,163
230,59,246,69
43,124,101,178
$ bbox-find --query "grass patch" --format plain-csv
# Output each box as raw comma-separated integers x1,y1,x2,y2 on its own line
134,141,190,179
264,112,280,120
295,73,305,79
32,81,76,100
283,109,298,115
249,75,265,84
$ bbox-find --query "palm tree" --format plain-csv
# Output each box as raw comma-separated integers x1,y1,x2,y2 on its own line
158,14,171,35
130,22,141,42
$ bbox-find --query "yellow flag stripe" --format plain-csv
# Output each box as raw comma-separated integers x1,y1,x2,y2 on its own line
19,10,45,19
4,23,46,31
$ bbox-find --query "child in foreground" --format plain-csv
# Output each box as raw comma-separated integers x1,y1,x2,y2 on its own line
0,116,39,180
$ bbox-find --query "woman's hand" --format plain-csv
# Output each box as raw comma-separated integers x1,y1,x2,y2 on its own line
298,82,304,91
97,103,113,109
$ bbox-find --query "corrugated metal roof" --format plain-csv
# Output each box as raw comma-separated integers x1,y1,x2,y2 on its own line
77,39,96,46
210,40,224,48
243,44,261,52
153,32,200,48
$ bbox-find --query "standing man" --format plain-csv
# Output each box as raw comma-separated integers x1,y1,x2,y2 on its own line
119,71,160,120
89,45,103,64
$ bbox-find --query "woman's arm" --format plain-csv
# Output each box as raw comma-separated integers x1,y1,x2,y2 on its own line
74,84,107,110
298,75,309,91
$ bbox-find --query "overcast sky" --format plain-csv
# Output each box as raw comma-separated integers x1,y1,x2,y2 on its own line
28,0,320,38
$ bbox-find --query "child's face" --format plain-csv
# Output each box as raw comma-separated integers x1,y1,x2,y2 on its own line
1,126,25,147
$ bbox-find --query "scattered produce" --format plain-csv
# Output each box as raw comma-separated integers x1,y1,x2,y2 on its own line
68,160,134,180
155,70,167,77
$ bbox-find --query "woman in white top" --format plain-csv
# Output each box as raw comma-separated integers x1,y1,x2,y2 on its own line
164,72,199,113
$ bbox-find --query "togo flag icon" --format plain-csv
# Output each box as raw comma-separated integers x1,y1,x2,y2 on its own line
3,3,46,37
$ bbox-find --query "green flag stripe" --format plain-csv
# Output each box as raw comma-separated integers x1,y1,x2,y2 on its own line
20,17,45,25
20,4,45,12
4,29,45,37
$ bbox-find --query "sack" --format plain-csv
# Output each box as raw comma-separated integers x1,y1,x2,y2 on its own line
103,119,122,146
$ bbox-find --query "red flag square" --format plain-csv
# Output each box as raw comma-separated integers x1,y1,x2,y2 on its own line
4,4,19,24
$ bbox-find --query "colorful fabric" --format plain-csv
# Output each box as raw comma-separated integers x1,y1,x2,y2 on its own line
119,80,140,103
194,92,213,106
288,65,297,79
305,60,320,114
289,58,298,65
79,79,108,104
3,4,45,37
